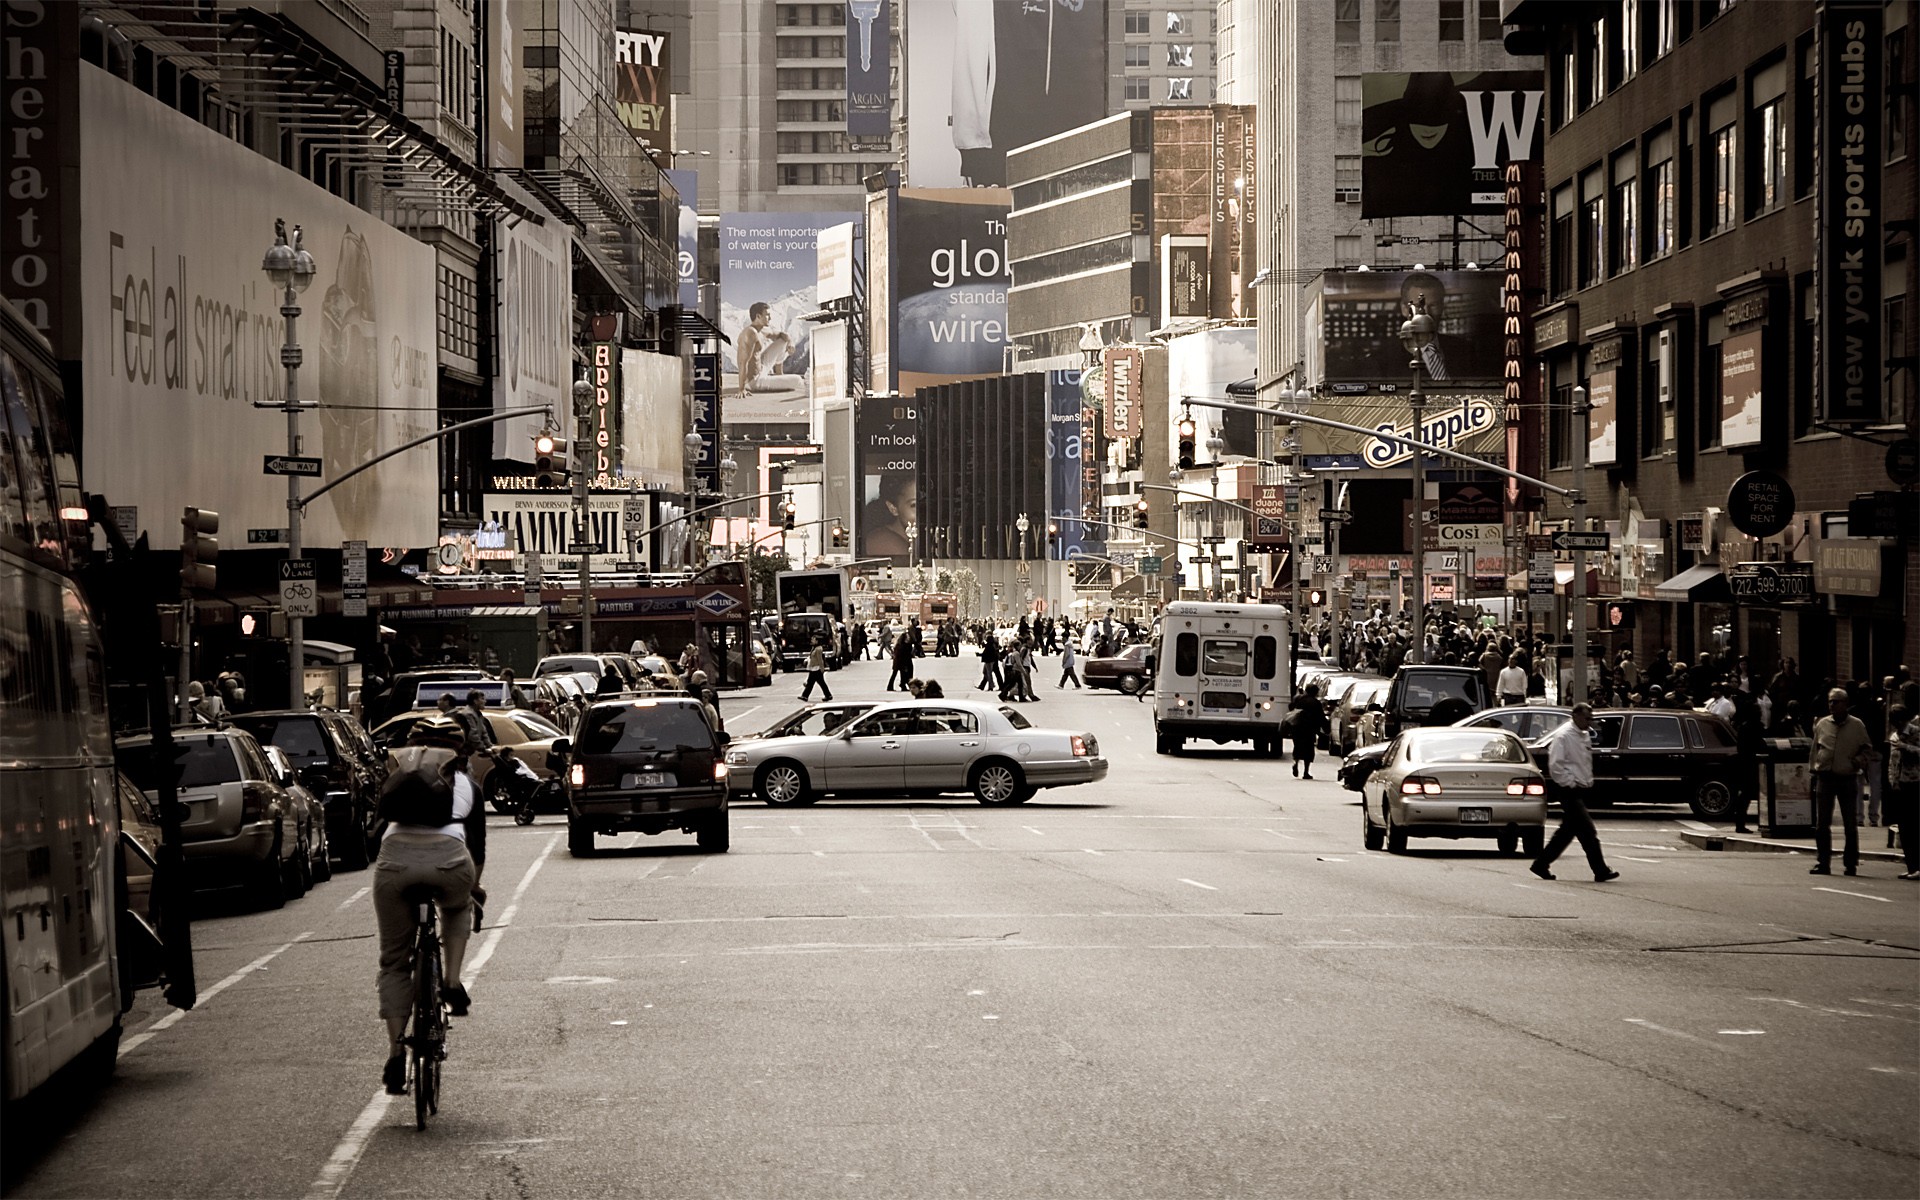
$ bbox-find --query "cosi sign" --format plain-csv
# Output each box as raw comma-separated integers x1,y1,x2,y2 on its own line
1818,1,1883,424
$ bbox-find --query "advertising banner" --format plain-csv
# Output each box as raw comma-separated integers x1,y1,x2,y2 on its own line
664,168,699,312
1817,2,1883,424
894,191,1010,390
1167,328,1259,460
846,0,892,139
495,191,571,457
1251,486,1287,548
818,221,857,305
1360,71,1545,218
904,0,1109,188
1362,396,1502,469
810,321,848,439
621,349,683,490
1162,235,1210,319
866,187,893,393
856,394,918,564
614,28,672,153
1305,270,1504,385
1103,344,1143,439
690,352,721,492
80,67,437,550
489,0,523,169
485,492,646,576
1720,329,1764,449
720,212,859,424
587,339,620,482
1588,369,1619,467
1148,106,1256,324
1047,369,1101,561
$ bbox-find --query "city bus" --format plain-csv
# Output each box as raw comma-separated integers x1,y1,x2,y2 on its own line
0,295,173,1110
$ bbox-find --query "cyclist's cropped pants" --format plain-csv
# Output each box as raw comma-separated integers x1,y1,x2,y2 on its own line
373,831,476,1019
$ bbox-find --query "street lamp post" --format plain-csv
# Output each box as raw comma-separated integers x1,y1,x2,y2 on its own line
1399,300,1436,666
261,220,316,709
1205,433,1225,599
905,520,918,574
717,454,738,558
572,376,594,652
1015,512,1030,612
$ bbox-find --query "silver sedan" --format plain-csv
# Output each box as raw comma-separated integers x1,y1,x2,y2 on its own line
724,700,1108,806
1361,727,1548,856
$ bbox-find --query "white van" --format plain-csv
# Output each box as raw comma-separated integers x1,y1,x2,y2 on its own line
1152,601,1293,756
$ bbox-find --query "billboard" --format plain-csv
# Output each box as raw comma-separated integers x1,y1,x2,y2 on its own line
1588,369,1619,467
1104,344,1143,439
894,191,1010,390
81,67,437,550
857,394,918,564
664,168,699,312
1720,330,1764,449
1817,2,1883,423
1047,370,1101,561
621,349,683,490
847,0,892,139
1144,106,1255,322
1167,327,1259,460
1360,72,1545,218
485,491,648,576
614,28,672,153
1304,270,1504,386
905,0,1109,188
866,188,893,393
494,191,571,458
719,212,859,424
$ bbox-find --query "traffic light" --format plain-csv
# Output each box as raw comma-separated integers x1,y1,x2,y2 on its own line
1309,587,1326,606
1133,499,1150,529
534,430,570,488
1047,521,1059,546
180,507,219,590
1176,414,1196,471
782,496,797,530
830,524,847,548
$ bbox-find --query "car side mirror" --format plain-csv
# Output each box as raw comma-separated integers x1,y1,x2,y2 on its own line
716,732,731,746
551,737,571,756
299,764,330,790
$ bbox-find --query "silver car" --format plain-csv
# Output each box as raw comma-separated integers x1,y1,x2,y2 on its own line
1361,727,1547,856
724,700,1108,806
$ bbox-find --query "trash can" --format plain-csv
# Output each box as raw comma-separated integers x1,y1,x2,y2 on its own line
1761,737,1814,837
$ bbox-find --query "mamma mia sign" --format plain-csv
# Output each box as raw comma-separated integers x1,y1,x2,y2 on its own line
1363,396,1501,468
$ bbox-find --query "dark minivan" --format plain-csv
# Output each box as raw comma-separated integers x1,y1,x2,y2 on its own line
230,710,386,870
1381,665,1492,739
561,697,730,856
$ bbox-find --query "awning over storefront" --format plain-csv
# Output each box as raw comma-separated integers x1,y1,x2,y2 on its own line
1653,564,1731,602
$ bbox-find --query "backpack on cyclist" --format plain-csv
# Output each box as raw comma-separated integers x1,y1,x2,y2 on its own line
379,746,459,828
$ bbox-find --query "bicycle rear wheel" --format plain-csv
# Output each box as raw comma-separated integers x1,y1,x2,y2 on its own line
412,930,442,1130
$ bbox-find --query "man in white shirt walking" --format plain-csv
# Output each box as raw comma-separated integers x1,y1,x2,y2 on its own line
1531,703,1619,882
1497,655,1528,706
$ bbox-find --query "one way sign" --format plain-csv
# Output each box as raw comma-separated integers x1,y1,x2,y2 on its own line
1552,530,1610,553
263,455,323,477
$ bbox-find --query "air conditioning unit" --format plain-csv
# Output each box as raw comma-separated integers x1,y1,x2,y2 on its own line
1335,187,1360,203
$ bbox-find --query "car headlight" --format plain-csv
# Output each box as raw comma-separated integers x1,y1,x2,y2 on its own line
726,750,748,765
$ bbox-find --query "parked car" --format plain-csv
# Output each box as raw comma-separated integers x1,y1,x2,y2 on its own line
740,701,877,740
114,769,162,931
230,709,385,871
371,706,568,808
261,744,330,891
634,655,684,691
1526,708,1742,820
560,696,732,855
1314,674,1380,751
1380,664,1492,739
1081,642,1154,693
1361,727,1548,856
1458,705,1574,743
1330,677,1392,755
534,653,645,689
116,728,306,909
366,667,491,726
723,700,1108,807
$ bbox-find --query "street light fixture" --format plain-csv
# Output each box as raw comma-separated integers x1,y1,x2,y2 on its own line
261,219,315,709
1399,299,1437,665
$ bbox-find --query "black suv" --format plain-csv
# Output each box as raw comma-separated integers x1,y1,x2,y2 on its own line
1380,665,1492,739
560,697,731,856
230,710,386,870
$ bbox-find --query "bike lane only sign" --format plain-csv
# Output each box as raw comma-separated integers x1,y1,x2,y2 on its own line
279,559,319,617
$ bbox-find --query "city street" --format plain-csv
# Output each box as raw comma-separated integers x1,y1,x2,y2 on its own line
7,655,1917,1200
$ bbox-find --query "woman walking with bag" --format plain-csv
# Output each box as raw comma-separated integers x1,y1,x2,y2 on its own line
1289,685,1325,780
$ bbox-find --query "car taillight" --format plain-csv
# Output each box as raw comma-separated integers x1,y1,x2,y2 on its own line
241,783,273,822
1507,777,1545,796
569,763,585,787
1071,734,1089,757
1400,775,1441,795
713,761,729,781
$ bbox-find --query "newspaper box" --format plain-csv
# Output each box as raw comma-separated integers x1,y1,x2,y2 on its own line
1760,737,1813,837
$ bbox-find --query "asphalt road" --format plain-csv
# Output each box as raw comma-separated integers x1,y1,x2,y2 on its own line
8,653,1918,1199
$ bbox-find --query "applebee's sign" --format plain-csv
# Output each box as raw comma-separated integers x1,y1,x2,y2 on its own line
1363,397,1500,469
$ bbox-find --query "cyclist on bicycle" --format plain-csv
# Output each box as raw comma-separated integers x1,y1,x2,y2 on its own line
373,714,486,1094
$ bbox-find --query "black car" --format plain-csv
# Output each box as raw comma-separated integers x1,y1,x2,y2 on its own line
560,697,731,856
1380,665,1492,739
1526,708,1743,821
230,710,386,870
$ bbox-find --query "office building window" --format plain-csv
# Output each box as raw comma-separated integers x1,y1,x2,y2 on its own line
1750,97,1786,215
1651,0,1678,59
1376,0,1400,42
1610,152,1637,275
1125,77,1149,101
1335,154,1362,200
1795,38,1817,197
1705,93,1736,235
1640,327,1664,458
1167,11,1187,34
1794,274,1816,435
1439,0,1464,42
1678,106,1695,248
1335,76,1362,126
1478,0,1503,41
1125,11,1149,34
1587,17,1607,107
1890,28,1912,162
1579,167,1605,288
1890,248,1911,423
1700,321,1724,450
1335,0,1361,44
1168,44,1194,69
1334,235,1363,266
1549,381,1573,469
1559,29,1578,126
1550,183,1574,297
1125,44,1149,68
1644,126,1675,260
1167,78,1194,101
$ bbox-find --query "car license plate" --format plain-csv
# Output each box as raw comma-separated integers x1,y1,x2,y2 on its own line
622,771,670,789
1459,807,1491,823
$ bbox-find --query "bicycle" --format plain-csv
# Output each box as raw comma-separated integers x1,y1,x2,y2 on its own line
402,887,449,1130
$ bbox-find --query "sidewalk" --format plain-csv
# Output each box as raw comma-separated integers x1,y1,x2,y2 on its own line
1678,828,1909,864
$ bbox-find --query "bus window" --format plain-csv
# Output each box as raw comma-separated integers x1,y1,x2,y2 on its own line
1202,639,1248,676
1174,632,1199,676
1253,636,1277,680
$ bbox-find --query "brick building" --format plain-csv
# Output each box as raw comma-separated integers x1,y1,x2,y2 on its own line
1504,0,1917,690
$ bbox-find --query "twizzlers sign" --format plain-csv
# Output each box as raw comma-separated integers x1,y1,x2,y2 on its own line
1818,2,1883,424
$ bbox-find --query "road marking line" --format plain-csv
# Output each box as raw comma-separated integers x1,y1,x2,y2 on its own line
1178,878,1218,891
812,850,826,857
1623,1018,1737,1053
1264,829,1298,840
120,931,314,1059
908,812,945,851
731,705,761,724
1023,826,1046,836
1718,1030,1766,1035
336,885,371,910
1083,848,1105,856
1812,886,1892,903
1748,997,1913,1021
306,833,558,1200
1620,856,1662,863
